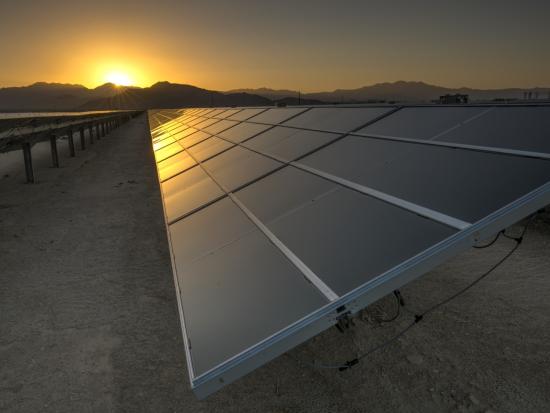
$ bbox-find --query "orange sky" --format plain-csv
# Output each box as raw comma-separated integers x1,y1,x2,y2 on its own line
1,1,549,91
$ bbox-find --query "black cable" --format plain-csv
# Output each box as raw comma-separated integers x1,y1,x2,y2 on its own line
473,230,503,249
310,214,536,371
378,290,403,323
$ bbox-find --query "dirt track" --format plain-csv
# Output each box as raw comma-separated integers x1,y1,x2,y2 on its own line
1,114,549,412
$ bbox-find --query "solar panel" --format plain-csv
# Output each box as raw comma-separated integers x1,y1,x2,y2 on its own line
149,104,550,399
299,135,550,222
187,137,235,162
161,166,224,222
357,106,485,139
202,146,283,191
217,122,272,143
243,126,339,161
247,107,308,124
227,108,267,121
214,108,242,119
154,141,184,162
282,107,395,132
179,130,212,148
157,151,197,182
435,106,550,153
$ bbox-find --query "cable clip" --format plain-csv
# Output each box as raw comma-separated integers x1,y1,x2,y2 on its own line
338,358,359,371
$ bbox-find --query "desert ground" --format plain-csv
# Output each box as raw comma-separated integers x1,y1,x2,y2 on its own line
1,114,549,412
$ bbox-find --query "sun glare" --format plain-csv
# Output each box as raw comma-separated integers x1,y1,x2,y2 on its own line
105,72,133,86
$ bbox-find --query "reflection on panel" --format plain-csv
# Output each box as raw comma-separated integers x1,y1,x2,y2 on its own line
192,118,221,130
282,107,394,132
161,166,224,221
153,137,176,151
247,107,308,124
358,107,484,139
215,109,242,119
204,109,227,118
157,151,197,182
180,130,212,148
300,135,550,222
436,106,550,154
227,108,266,121
174,128,199,141
244,126,339,161
203,146,282,191
188,137,235,162
235,166,456,295
170,210,327,376
169,197,255,264
203,119,239,135
187,117,209,126
153,124,189,143
217,122,272,143
154,141,184,162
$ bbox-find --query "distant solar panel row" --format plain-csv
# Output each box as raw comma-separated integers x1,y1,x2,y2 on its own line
147,104,550,398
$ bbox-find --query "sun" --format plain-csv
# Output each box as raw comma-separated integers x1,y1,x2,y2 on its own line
105,71,133,86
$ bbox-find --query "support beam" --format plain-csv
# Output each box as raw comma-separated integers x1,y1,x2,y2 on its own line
67,128,75,157
96,123,101,140
50,135,59,168
79,127,86,150
89,125,94,144
22,142,34,183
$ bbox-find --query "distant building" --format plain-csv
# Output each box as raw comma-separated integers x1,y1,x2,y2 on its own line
439,94,469,104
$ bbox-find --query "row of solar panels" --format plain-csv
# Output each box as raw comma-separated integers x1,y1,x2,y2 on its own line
148,104,550,398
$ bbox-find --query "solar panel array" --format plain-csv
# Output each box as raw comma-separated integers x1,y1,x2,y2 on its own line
147,105,550,398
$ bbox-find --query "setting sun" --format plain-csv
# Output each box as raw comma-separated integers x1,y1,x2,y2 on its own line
105,71,133,86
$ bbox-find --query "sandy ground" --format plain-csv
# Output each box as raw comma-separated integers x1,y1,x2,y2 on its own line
0,114,549,413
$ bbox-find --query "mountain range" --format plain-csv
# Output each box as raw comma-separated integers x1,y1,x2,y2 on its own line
228,81,550,103
0,80,548,111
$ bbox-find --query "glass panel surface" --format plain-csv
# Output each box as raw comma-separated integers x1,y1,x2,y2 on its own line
180,130,211,148
227,108,266,121
153,124,187,143
188,137,235,162
282,107,393,132
187,117,209,127
169,197,255,264
205,109,226,118
203,146,282,191
153,137,176,151
235,166,456,296
171,215,327,376
157,151,197,182
204,119,239,135
247,108,308,124
244,126,339,161
192,117,221,130
215,109,241,119
217,122,272,143
300,135,550,222
174,128,199,141
436,106,550,154
161,166,224,221
199,109,216,117
152,119,178,134
154,141,184,162
358,107,484,139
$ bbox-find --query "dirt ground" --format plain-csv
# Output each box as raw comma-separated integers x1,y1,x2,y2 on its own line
1,114,549,413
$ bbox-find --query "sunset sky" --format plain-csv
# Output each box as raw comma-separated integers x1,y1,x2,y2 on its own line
1,0,549,91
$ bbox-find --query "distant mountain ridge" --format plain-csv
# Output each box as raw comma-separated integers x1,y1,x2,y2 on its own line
228,81,550,103
1,80,549,111
0,81,271,111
